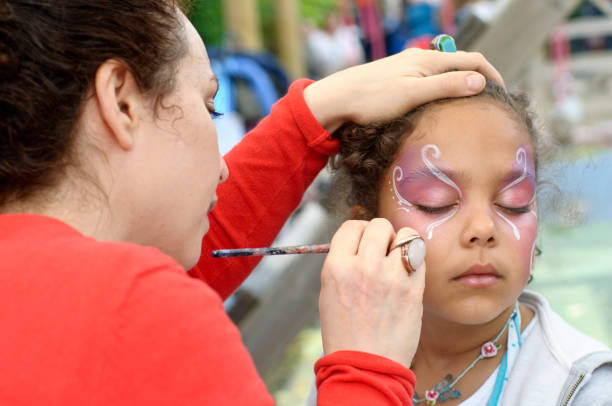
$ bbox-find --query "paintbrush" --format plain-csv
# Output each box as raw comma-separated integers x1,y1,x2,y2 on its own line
211,243,330,258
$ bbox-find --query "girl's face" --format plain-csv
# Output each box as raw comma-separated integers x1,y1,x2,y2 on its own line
378,100,537,325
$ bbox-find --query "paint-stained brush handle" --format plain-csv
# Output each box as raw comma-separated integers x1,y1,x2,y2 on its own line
212,243,331,258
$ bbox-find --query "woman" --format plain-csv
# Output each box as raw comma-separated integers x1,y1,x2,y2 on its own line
0,1,502,404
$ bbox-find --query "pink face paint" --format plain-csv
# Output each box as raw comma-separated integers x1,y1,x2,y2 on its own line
391,166,414,212
529,240,537,271
493,147,536,241
493,146,538,276
388,142,538,281
424,207,459,240
390,144,462,239
422,145,462,198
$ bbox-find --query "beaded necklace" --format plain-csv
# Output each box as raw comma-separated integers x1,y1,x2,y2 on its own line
413,303,519,406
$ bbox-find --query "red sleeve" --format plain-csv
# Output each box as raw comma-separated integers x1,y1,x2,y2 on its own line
189,79,340,299
101,267,274,405
315,351,416,406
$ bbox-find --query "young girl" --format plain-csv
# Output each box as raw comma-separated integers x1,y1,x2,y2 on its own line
313,80,612,405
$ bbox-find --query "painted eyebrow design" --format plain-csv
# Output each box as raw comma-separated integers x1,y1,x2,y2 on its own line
397,166,469,185
499,168,536,189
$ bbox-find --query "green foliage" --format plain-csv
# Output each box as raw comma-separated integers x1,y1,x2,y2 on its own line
188,0,342,49
258,0,277,53
190,0,224,46
256,0,340,52
300,0,339,29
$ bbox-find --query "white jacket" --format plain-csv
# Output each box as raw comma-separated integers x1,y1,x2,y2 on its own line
307,291,612,405
502,291,612,405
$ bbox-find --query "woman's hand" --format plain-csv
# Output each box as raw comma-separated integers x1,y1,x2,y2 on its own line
303,48,504,133
319,219,426,368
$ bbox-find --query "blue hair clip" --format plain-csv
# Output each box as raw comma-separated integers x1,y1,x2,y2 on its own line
429,34,457,53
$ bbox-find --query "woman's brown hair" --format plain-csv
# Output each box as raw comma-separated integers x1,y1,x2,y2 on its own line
329,79,541,220
0,0,189,207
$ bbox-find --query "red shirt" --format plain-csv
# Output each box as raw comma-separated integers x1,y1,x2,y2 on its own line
0,80,415,405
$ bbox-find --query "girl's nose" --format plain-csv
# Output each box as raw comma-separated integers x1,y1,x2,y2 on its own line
460,207,497,248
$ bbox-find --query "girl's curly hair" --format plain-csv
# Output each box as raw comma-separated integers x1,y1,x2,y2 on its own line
329,79,541,220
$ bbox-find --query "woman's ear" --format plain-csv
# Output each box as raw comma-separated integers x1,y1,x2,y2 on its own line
350,205,369,220
94,59,143,151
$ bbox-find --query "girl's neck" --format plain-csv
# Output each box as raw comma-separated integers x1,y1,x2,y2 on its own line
413,303,531,370
412,303,534,405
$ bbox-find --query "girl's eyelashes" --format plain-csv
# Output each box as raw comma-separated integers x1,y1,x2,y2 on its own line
414,202,531,215
415,203,457,214
495,204,531,215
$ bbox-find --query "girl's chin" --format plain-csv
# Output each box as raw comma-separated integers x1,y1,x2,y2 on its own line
424,300,515,326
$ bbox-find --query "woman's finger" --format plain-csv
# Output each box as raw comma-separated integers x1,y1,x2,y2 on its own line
420,50,505,87
357,218,395,265
329,220,367,256
398,71,486,110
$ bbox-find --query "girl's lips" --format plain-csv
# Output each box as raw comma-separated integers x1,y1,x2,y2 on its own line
453,264,501,288
454,274,501,288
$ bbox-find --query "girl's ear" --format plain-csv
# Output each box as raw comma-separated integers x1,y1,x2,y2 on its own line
350,205,369,220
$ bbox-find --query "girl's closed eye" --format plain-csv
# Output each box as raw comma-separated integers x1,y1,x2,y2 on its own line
396,178,460,214
415,202,458,214
495,204,531,215
496,185,535,215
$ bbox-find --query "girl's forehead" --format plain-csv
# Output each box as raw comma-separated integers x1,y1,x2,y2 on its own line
398,101,534,166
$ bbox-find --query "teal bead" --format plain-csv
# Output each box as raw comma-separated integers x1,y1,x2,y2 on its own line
431,34,457,53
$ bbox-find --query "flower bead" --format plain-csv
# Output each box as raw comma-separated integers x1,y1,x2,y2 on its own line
481,341,498,358
425,390,440,402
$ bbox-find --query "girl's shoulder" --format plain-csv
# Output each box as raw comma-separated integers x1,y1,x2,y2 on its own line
501,291,612,405
519,290,610,362
565,355,612,406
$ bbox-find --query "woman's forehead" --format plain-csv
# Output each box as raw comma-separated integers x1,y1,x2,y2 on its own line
178,14,215,86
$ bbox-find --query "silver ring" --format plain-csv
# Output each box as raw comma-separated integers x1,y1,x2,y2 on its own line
390,235,426,273
389,233,420,252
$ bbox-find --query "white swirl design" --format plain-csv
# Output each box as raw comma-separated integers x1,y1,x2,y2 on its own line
495,210,521,240
500,147,527,193
421,144,462,239
392,166,413,212
422,144,463,198
390,145,463,240
494,147,533,241
425,207,458,240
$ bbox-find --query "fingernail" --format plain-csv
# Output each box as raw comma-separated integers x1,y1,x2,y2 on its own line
467,74,484,92
407,238,426,271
